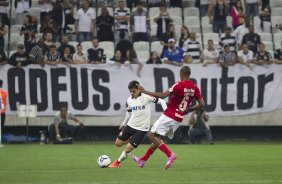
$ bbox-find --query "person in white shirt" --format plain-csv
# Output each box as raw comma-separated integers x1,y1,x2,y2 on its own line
201,39,219,66
238,43,253,67
114,0,130,43
15,0,31,24
130,2,148,42
72,44,88,64
109,80,167,168
233,17,257,46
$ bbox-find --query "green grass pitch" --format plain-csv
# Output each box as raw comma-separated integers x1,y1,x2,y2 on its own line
0,142,282,184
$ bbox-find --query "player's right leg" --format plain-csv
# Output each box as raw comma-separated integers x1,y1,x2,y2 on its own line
132,142,158,168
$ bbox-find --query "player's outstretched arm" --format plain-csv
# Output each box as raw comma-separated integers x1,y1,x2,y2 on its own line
183,98,205,115
157,98,167,111
120,111,132,130
139,85,171,99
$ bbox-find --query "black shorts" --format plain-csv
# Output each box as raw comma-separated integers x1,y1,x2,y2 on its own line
118,125,147,148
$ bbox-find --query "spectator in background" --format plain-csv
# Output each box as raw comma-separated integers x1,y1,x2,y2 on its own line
237,43,252,68
244,0,259,18
9,44,29,67
0,79,7,137
87,37,105,64
230,0,244,30
148,0,163,7
146,51,162,64
125,48,143,77
170,0,182,7
182,31,202,63
44,44,61,65
241,25,261,55
188,109,214,145
114,0,130,43
160,24,176,57
259,0,271,33
254,43,273,65
109,49,125,64
131,2,149,42
29,38,45,66
57,35,75,56
116,30,133,59
0,15,7,52
72,44,88,64
208,0,228,34
199,0,211,17
20,15,37,54
42,32,55,55
40,14,59,36
96,6,114,42
274,41,282,64
0,0,10,26
15,0,31,24
219,27,237,53
163,38,185,66
39,0,55,25
234,17,256,47
0,48,7,65
178,25,190,48
61,47,73,64
201,40,219,66
219,44,237,67
74,0,96,43
154,4,173,41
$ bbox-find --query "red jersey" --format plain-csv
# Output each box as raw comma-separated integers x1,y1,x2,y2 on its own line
163,80,203,122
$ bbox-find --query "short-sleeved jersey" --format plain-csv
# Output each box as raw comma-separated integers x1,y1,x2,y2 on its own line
53,111,75,125
126,93,157,131
164,80,203,122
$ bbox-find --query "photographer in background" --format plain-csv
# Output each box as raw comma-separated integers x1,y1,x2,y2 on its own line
188,109,214,145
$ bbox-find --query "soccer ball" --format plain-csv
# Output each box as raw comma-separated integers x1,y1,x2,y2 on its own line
97,155,111,168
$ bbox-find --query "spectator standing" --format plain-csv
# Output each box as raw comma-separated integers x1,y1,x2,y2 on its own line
39,0,54,24
9,44,29,67
233,17,256,46
178,25,190,48
241,25,261,55
219,27,237,53
114,0,130,43
154,4,173,41
199,0,211,17
254,43,273,65
208,0,228,34
74,0,96,43
0,79,7,137
230,0,244,30
148,0,163,8
14,0,31,24
0,15,6,52
0,0,9,26
218,44,237,67
259,0,271,33
40,14,59,36
96,6,114,42
20,15,37,54
182,31,202,63
87,37,105,64
0,49,6,65
131,2,149,42
146,51,162,64
244,0,259,18
201,40,219,66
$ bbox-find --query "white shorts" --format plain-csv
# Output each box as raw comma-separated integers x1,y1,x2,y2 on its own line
150,114,182,139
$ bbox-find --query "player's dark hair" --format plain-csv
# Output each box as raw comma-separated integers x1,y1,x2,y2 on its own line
180,66,191,76
0,79,3,87
60,107,68,112
128,80,140,89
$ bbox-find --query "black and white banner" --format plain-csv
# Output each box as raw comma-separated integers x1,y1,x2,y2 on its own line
0,64,282,116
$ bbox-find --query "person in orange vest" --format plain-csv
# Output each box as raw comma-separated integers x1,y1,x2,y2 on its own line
0,79,7,136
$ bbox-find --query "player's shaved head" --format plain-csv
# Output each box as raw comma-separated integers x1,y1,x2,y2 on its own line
128,80,140,89
180,66,191,77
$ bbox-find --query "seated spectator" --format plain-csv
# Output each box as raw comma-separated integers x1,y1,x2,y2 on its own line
218,44,237,67
20,14,37,54
237,43,253,67
8,44,29,67
179,25,190,48
241,25,261,55
72,44,88,64
57,35,76,56
29,38,45,66
230,0,244,30
40,14,59,36
43,44,61,65
0,49,7,65
146,51,162,64
125,48,143,77
61,47,73,64
154,4,173,40
219,27,237,53
48,107,86,144
234,17,257,47
116,30,133,59
254,43,273,65
87,37,105,64
163,38,185,66
259,0,271,33
274,41,282,64
42,32,55,55
160,24,176,57
96,6,114,42
188,109,214,145
201,40,219,66
131,2,148,42
109,49,125,64
182,31,202,63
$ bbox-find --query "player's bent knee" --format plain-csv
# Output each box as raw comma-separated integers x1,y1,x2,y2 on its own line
115,139,124,147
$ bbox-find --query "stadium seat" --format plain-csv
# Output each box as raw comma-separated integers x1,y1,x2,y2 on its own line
81,41,93,51
202,25,213,33
270,0,282,8
272,8,282,16
184,16,200,27
201,16,210,27
274,42,281,50
35,33,43,41
9,33,24,51
8,50,17,57
260,33,272,42
167,7,182,17
253,16,260,27
69,41,79,51
133,41,150,52
151,41,163,56
183,0,196,8
136,50,150,63
203,33,219,45
150,25,158,41
31,0,40,8
99,41,115,58
171,16,183,26
149,7,159,18
189,26,201,34
10,24,22,34
274,33,282,44
183,7,199,17
174,25,182,40
97,7,114,16
30,7,41,18
264,42,274,52
271,16,282,33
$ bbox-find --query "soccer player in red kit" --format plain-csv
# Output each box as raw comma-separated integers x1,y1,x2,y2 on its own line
133,66,205,170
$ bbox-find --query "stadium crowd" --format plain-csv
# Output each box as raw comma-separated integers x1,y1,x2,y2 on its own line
0,0,282,68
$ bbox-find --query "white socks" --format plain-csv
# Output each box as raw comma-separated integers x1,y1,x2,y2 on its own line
117,150,131,163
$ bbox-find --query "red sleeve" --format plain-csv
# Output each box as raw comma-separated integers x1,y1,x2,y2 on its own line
194,85,203,100
168,82,180,93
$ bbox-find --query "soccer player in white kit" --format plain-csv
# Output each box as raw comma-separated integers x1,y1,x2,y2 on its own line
109,80,167,168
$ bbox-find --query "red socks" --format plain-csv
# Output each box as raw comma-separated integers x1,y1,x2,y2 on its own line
158,143,172,157
140,147,155,161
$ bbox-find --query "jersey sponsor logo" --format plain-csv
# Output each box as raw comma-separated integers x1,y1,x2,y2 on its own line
132,105,145,111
